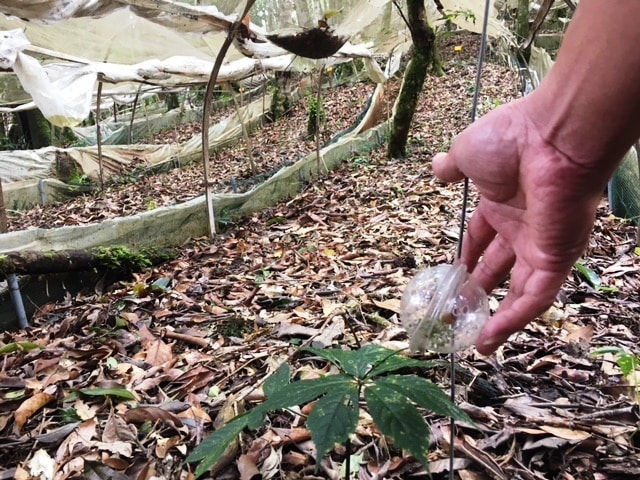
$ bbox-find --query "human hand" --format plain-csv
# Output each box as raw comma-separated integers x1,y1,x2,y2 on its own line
432,99,607,355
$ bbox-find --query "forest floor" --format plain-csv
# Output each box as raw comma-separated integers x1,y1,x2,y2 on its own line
1,34,640,480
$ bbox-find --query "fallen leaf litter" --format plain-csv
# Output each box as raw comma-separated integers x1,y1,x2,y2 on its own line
0,34,639,479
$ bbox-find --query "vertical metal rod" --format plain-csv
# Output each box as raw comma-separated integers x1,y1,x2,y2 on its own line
450,1,492,479
7,274,28,329
457,0,492,258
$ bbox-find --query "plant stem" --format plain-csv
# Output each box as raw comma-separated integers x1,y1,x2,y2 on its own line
344,439,351,479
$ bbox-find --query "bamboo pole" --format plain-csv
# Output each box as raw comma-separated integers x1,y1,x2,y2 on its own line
201,0,256,238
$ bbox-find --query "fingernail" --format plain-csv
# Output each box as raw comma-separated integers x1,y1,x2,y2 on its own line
478,336,502,353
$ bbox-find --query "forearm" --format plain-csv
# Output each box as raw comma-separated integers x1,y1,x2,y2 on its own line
525,0,640,180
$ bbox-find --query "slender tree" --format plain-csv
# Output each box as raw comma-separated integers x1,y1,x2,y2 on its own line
387,0,436,158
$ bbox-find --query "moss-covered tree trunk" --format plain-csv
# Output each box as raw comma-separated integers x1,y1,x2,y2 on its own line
18,109,51,149
516,0,530,39
0,247,174,278
388,0,436,159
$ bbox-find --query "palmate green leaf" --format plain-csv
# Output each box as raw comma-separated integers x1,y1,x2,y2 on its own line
186,418,247,478
364,382,432,468
248,374,355,430
373,375,471,423
617,353,638,378
304,345,416,379
262,374,354,408
302,346,363,377
307,383,360,463
366,355,446,378
264,363,291,398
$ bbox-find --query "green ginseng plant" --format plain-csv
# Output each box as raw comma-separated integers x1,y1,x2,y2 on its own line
186,344,471,478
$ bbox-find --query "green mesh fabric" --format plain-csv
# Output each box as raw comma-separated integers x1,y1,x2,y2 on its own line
610,148,640,225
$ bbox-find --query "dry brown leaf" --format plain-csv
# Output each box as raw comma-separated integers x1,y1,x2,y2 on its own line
268,427,312,446
13,387,56,434
144,337,174,367
124,406,184,429
95,440,133,457
237,453,261,480
275,321,318,338
539,425,591,442
155,435,184,459
101,454,131,470
370,297,402,314
103,412,138,443
55,419,98,463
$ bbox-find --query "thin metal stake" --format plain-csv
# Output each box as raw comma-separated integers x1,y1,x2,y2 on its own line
449,1,492,478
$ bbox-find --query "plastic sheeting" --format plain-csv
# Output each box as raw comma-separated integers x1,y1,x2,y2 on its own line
12,36,96,127
72,106,202,146
0,115,390,254
0,0,513,115
0,19,381,126
0,147,59,183
0,91,273,188
0,0,234,29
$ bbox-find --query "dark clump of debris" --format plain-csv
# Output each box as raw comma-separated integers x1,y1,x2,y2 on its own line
267,27,348,59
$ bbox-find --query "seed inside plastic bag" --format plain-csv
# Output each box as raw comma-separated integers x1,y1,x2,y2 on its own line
400,263,489,353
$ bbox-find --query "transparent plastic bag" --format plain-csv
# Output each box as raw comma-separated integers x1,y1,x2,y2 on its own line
400,263,489,353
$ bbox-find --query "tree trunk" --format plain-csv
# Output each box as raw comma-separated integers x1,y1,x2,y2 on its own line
388,0,435,159
294,0,312,26
165,92,181,111
520,0,555,59
18,109,52,149
278,0,295,28
516,0,531,62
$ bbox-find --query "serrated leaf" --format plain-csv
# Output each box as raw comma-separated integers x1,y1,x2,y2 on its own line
187,418,247,478
302,346,360,376
263,374,354,407
264,364,291,398
373,375,471,423
366,355,445,378
250,374,355,430
78,387,135,400
364,382,432,468
303,345,407,379
307,383,359,463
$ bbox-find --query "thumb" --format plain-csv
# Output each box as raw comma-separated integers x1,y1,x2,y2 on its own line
432,152,465,183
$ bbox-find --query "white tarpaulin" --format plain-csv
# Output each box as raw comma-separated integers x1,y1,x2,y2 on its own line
5,30,96,127
0,1,388,126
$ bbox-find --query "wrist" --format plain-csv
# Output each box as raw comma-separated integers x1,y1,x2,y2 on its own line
520,88,630,184
519,0,640,177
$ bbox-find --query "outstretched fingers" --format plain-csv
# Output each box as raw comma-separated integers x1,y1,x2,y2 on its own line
475,268,564,355
462,209,516,293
